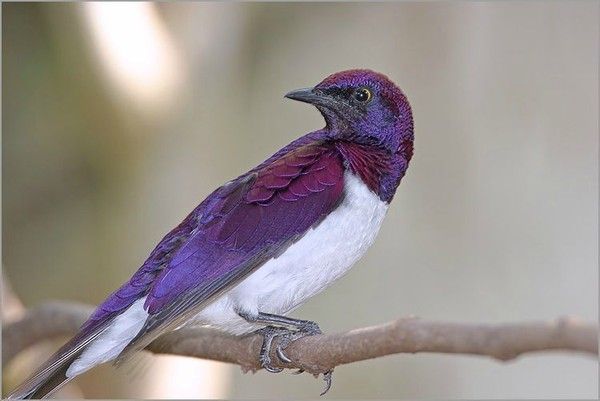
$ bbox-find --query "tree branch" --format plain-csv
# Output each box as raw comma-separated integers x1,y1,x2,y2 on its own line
3,301,598,376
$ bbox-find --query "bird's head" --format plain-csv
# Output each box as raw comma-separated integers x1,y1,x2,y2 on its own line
285,69,413,153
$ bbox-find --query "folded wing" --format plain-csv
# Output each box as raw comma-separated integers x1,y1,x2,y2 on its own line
120,140,345,357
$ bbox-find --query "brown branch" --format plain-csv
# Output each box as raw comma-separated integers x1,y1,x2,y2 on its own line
3,301,598,376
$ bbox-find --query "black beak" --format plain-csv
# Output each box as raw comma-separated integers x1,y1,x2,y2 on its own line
284,87,329,105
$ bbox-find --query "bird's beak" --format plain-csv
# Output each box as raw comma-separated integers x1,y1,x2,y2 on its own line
284,87,329,106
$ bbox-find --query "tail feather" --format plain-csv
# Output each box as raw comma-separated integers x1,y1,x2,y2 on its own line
8,355,78,399
6,327,107,399
8,296,149,399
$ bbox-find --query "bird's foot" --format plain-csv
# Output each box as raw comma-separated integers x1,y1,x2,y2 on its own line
273,320,321,363
270,321,334,395
254,319,333,395
256,326,289,373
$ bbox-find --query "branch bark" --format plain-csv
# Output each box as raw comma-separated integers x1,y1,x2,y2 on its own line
2,301,598,376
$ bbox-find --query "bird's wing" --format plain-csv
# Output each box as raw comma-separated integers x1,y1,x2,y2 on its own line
118,140,345,358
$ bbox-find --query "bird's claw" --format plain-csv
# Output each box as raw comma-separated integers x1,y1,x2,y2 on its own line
257,326,286,373
275,319,322,363
320,370,334,396
260,347,284,373
262,360,283,373
276,343,292,363
255,320,333,395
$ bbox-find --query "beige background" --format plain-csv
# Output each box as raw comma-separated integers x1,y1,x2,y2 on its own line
3,2,598,398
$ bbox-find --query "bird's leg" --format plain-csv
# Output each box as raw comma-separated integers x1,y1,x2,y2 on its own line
239,310,334,395
251,311,322,334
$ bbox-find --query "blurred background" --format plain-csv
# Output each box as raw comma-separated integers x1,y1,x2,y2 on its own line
2,2,598,398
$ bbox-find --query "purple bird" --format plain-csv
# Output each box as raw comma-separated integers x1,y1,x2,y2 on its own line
9,69,414,399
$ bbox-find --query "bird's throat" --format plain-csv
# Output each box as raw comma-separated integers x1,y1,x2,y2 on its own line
335,142,390,199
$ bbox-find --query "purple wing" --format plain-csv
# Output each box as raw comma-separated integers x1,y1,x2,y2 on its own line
82,131,329,336
119,140,345,355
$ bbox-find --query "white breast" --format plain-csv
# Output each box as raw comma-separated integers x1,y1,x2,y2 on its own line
194,171,388,334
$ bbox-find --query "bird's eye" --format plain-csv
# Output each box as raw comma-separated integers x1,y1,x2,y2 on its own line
353,88,372,103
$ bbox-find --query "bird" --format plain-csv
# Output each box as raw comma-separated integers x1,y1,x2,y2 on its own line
8,69,414,399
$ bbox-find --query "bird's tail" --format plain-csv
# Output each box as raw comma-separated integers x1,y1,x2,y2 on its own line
7,356,79,399
6,327,106,399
